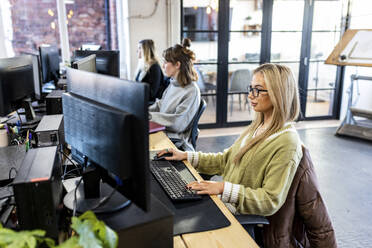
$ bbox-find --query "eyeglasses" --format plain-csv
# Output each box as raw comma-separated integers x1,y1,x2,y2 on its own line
248,85,268,97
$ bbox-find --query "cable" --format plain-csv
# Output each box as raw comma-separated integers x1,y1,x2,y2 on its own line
59,150,81,170
72,177,83,217
59,150,81,176
62,168,81,179
128,0,159,19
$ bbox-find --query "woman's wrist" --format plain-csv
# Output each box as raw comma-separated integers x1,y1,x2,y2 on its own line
182,151,188,160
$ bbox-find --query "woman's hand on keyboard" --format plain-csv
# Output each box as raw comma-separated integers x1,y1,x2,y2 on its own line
187,181,224,195
157,148,187,161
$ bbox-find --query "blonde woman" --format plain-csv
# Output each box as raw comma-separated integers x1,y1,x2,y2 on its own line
149,38,201,151
135,39,165,102
158,63,302,215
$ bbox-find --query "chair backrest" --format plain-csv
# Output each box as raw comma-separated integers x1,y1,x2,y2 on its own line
229,69,251,92
195,68,206,92
190,99,207,149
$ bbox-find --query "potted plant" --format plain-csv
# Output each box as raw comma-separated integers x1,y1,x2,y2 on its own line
0,211,118,248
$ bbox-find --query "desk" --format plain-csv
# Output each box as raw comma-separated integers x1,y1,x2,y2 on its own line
149,132,258,248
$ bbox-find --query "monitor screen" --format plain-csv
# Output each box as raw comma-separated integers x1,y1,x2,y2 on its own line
39,45,60,84
72,54,97,73
21,52,42,100
0,56,35,117
81,44,101,51
73,50,119,77
62,68,150,212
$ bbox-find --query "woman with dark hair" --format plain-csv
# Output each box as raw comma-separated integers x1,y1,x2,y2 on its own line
135,39,164,102
149,38,201,151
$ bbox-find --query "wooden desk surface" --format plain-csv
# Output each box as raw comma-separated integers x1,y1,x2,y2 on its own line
149,132,259,248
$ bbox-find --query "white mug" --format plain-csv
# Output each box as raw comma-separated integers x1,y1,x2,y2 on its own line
0,129,8,147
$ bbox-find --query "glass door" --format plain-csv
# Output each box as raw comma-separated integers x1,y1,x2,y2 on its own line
227,0,263,123
304,0,344,118
182,0,218,125
271,0,305,89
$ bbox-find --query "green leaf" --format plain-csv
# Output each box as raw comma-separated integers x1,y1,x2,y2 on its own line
0,227,47,248
70,211,118,248
94,221,118,248
71,215,102,248
55,236,81,248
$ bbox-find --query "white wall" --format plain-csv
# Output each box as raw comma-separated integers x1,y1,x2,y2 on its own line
123,0,180,80
0,0,14,58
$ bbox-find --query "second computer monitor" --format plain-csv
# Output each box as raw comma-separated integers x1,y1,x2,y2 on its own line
74,50,119,77
0,56,35,117
63,68,149,212
71,54,97,73
39,45,60,84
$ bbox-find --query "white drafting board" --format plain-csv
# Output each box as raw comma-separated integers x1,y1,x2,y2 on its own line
325,29,372,67
341,31,372,63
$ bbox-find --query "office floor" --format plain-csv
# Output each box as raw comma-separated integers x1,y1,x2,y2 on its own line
196,125,372,248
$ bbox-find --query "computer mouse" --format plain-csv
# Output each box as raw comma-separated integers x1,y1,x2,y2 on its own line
153,152,173,161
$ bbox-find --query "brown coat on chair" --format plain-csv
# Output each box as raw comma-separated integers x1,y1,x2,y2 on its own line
263,146,337,248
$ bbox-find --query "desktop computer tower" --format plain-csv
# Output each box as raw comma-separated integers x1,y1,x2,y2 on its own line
46,90,65,115
12,146,63,239
35,114,64,147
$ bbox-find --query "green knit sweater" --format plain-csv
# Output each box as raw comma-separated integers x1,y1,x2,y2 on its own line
189,124,302,216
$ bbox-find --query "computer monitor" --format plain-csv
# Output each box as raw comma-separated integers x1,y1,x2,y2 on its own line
62,68,150,213
0,55,36,121
81,44,101,51
21,52,42,100
39,45,60,84
71,54,97,73
73,50,119,77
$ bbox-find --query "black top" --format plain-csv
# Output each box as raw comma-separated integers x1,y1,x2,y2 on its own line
135,63,164,102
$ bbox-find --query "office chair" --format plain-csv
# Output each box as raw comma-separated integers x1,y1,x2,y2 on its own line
169,99,206,151
190,99,207,149
235,214,269,246
229,69,251,116
195,68,216,105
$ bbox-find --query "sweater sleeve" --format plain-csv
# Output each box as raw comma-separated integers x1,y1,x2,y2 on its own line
235,149,301,216
150,88,200,133
192,146,234,176
148,98,161,112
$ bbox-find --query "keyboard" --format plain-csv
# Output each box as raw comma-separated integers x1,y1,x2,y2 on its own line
150,160,202,202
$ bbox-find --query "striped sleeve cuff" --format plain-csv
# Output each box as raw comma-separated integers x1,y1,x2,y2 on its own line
221,182,240,204
222,182,232,202
186,152,199,167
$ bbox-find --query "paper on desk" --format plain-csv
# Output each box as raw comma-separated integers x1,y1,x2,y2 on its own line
62,177,81,193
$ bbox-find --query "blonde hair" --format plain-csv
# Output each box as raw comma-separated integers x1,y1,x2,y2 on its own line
162,38,198,87
233,63,300,164
139,39,159,70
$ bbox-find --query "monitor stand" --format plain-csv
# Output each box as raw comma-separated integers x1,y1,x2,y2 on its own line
63,180,131,214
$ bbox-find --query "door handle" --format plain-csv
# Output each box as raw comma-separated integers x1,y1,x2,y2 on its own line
304,57,308,66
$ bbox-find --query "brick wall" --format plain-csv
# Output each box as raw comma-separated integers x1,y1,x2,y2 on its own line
9,0,117,55
10,0,60,54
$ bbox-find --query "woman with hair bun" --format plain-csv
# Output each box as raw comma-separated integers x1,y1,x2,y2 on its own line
135,39,165,103
149,38,201,151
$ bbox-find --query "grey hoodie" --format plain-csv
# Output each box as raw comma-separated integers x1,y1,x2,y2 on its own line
149,78,201,151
